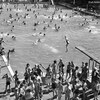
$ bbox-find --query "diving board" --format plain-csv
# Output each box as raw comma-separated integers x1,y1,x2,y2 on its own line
75,46,100,64
2,55,14,77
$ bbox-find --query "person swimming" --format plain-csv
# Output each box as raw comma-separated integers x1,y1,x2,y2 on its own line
12,36,16,40
33,38,41,45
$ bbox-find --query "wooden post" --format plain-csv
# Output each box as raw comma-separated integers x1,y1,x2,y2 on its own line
50,0,54,6
88,59,91,68
73,0,75,5
92,60,94,71
99,64,100,75
95,62,97,68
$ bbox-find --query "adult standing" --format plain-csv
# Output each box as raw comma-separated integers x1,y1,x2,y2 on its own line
51,78,57,98
36,65,43,76
57,59,64,76
64,83,70,100
57,81,63,100
2,74,11,93
13,70,19,88
34,79,41,100
82,62,89,81
65,36,69,52
66,62,71,80
57,59,64,82
51,60,57,80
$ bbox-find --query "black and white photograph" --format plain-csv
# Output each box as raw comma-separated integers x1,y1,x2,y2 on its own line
0,0,100,100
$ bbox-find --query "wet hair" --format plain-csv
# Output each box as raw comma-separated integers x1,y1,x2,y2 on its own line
9,48,15,53
89,30,91,32
26,63,30,66
26,88,31,93
22,80,26,84
75,66,79,70
15,70,18,73
85,62,88,66
54,60,57,63
68,62,71,65
12,36,16,40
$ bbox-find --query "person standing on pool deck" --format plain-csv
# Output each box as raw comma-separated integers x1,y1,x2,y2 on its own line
65,36,69,52
2,74,11,93
51,60,57,80
13,70,19,88
51,78,57,98
57,58,64,82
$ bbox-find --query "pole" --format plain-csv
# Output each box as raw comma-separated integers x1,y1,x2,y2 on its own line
73,0,75,5
50,0,54,6
92,60,94,71
95,62,97,68
89,59,91,68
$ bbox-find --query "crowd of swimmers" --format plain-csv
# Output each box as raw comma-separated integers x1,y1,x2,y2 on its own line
2,59,100,100
0,2,71,55
0,2,99,50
